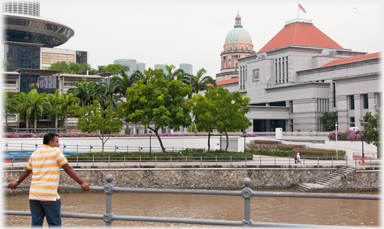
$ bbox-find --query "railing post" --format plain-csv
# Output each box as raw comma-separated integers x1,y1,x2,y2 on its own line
77,144,78,153
274,156,276,166
140,155,141,167
108,155,110,167
230,155,232,166
318,155,319,166
242,178,252,227
346,155,348,166
170,155,172,167
155,155,157,166
260,155,261,166
200,155,202,166
124,155,125,166
185,155,187,165
289,155,290,166
103,174,114,227
332,155,333,167
93,155,94,167
303,156,305,166
216,155,217,166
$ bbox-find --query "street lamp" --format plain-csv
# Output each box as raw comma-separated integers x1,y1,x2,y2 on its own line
335,122,338,159
149,130,152,159
220,132,222,151
361,131,365,160
243,131,246,153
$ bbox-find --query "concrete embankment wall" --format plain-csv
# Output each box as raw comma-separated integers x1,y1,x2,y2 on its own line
4,167,380,195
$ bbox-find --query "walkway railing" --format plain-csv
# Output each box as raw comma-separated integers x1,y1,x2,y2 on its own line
4,175,380,228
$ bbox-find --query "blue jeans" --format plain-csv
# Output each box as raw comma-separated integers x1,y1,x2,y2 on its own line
29,199,61,227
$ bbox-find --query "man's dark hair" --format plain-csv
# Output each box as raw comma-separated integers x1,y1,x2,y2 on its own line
43,133,59,145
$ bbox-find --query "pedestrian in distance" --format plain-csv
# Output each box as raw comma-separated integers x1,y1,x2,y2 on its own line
8,132,90,227
297,151,301,163
293,149,298,164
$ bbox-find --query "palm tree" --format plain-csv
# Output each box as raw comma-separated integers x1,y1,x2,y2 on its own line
47,90,63,129
58,93,80,130
92,81,121,109
183,68,216,96
67,78,92,107
4,93,18,132
111,69,138,96
163,64,185,81
22,89,50,129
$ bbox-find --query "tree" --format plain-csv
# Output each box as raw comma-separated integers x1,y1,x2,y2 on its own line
183,68,216,97
58,93,80,130
48,61,90,74
92,81,122,109
360,108,380,158
71,100,123,154
190,93,217,151
320,111,338,131
204,86,252,153
47,90,63,129
122,76,192,153
4,93,18,131
111,69,138,96
21,89,50,129
67,78,93,107
163,64,185,81
3,60,10,70
104,64,128,74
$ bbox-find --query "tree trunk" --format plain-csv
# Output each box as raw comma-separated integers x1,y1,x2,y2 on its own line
207,130,211,152
55,113,58,129
26,117,29,129
150,127,166,153
64,113,68,133
5,113,8,133
224,130,229,154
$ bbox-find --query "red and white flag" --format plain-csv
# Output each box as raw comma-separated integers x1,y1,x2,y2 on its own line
298,3,306,13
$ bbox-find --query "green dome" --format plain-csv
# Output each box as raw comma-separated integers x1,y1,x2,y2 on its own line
224,27,253,46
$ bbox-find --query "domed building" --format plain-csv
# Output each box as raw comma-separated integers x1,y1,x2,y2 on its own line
216,12,255,81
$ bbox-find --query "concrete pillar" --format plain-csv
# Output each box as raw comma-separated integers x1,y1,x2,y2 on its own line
337,95,348,131
354,94,361,129
368,93,375,111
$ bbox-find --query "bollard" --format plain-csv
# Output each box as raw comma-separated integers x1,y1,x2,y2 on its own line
303,156,305,166
170,155,172,167
108,155,110,167
104,174,114,227
242,178,252,227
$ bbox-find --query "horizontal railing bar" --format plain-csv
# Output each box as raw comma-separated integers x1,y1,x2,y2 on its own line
112,215,242,226
4,211,361,228
112,187,242,196
251,191,380,200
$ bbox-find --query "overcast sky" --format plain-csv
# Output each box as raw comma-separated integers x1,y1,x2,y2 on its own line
37,0,383,78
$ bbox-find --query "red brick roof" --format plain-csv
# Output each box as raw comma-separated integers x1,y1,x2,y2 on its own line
321,52,381,67
216,78,239,85
258,22,343,53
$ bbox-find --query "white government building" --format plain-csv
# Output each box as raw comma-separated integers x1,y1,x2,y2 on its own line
216,14,380,133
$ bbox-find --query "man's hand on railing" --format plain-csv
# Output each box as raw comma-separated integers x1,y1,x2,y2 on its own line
80,182,90,192
8,181,20,189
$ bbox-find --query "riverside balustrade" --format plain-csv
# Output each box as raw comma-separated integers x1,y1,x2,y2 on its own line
4,175,380,228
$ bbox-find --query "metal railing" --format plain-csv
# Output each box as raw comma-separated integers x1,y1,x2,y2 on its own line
4,175,380,228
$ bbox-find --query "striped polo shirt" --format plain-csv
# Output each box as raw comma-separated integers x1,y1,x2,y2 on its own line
27,144,68,201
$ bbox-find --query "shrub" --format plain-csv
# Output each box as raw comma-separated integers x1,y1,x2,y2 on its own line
328,130,361,141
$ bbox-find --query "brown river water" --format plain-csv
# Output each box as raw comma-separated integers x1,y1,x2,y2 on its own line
4,191,380,227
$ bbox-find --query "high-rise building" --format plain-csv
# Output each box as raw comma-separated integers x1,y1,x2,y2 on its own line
2,1,40,16
154,64,167,75
113,58,136,75
136,62,146,73
179,63,193,75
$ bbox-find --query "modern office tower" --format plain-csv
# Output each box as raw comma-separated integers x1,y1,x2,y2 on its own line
113,58,136,75
179,63,193,74
136,62,146,73
154,64,167,75
2,1,40,16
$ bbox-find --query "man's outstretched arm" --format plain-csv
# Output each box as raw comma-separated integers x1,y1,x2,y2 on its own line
8,168,32,189
62,163,90,192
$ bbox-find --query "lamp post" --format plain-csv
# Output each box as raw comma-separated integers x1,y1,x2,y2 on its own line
335,122,338,159
149,130,152,159
361,131,365,160
243,131,246,153
220,132,222,151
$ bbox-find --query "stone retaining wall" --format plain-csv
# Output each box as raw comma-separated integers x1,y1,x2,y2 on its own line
4,168,380,195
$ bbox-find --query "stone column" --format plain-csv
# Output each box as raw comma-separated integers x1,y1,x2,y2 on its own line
354,94,361,129
337,95,348,131
368,93,375,112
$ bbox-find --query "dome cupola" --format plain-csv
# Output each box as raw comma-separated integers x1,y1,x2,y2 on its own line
224,12,253,47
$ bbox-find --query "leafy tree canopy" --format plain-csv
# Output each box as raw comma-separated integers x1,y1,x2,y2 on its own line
320,111,338,131
360,108,380,157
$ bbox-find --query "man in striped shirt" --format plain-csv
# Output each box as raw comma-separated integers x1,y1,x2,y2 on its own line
8,133,90,227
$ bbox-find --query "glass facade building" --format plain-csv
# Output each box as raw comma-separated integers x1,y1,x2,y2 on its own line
5,43,40,71
76,51,88,64
20,74,58,94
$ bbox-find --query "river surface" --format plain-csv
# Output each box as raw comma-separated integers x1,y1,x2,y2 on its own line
4,191,380,227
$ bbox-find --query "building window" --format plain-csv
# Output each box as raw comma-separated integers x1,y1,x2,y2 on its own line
350,117,355,127
349,95,355,110
362,94,368,109
275,59,278,84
